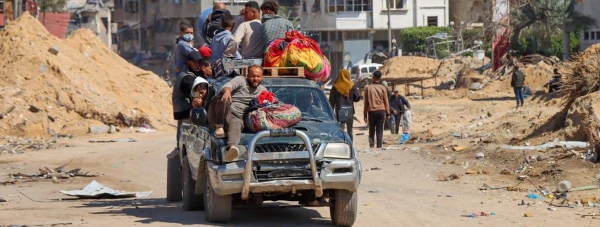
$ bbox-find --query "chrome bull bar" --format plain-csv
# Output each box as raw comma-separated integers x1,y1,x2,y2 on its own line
241,129,323,200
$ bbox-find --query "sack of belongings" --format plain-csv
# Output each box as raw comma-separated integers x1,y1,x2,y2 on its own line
264,30,331,82
245,91,302,132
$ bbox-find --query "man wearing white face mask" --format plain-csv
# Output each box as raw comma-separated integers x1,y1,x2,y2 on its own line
174,22,198,75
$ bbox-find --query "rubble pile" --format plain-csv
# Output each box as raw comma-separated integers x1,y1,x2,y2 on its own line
0,13,173,138
561,44,600,147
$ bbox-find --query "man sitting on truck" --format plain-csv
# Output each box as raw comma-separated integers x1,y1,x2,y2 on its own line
209,65,267,161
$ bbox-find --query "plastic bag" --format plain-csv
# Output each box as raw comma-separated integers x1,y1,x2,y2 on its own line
403,110,412,124
400,133,411,144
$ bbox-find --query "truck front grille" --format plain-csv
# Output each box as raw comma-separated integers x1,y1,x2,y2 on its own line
253,143,320,153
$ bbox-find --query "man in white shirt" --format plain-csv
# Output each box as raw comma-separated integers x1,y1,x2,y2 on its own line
233,1,264,59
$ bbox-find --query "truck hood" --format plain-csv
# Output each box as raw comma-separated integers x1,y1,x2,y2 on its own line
239,121,346,145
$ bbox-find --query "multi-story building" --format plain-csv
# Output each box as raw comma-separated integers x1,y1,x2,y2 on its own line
300,0,449,73
449,0,485,28
575,0,600,51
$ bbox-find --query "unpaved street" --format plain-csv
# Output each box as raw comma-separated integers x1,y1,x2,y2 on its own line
1,96,599,227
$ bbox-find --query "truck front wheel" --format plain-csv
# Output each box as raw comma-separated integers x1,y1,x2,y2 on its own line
182,157,204,211
204,163,232,223
329,189,357,227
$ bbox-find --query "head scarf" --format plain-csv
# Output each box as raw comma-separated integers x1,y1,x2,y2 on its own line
333,69,354,97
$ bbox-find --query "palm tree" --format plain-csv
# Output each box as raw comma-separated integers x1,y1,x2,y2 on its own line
509,0,596,57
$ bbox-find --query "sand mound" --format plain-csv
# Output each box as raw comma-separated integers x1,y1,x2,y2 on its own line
379,56,440,78
564,91,600,141
483,62,553,93
0,13,173,138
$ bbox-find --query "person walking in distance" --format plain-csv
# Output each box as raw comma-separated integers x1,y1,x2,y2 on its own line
363,71,390,148
329,69,361,142
511,64,526,108
389,88,411,134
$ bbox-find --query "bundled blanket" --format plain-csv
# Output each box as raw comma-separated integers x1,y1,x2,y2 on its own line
264,31,331,82
245,91,302,132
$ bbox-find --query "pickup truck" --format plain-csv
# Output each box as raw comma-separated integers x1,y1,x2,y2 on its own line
166,68,362,226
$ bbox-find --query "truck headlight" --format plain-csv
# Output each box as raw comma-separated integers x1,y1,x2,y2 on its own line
323,143,351,159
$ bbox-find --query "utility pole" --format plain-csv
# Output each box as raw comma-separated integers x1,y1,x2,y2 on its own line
387,0,392,53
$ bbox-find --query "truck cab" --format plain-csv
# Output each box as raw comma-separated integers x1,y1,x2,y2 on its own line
166,68,362,226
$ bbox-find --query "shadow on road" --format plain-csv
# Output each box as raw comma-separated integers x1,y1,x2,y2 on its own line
470,96,515,102
76,198,331,226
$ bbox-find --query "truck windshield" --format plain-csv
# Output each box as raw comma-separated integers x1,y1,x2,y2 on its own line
268,86,335,121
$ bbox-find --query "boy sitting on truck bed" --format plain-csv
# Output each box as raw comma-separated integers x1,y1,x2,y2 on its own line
208,65,267,161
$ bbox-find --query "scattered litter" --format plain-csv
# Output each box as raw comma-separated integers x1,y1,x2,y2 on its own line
475,152,485,159
461,212,492,218
526,193,542,200
524,213,534,217
368,190,379,193
9,162,99,182
579,213,600,218
570,185,600,192
505,141,590,150
370,167,381,171
0,198,7,202
137,123,156,133
557,180,572,193
548,207,557,211
60,180,152,199
439,173,460,181
89,138,137,143
356,132,365,135
452,146,468,152
364,202,374,206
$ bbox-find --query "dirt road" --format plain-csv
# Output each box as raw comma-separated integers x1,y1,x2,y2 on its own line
1,96,598,227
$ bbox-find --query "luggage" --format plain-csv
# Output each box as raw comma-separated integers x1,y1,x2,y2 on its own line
245,91,302,132
264,31,330,82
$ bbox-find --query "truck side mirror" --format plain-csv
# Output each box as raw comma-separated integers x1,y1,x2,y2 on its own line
191,108,208,126
337,106,353,123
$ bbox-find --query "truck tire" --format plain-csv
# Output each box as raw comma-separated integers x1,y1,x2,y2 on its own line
166,157,183,202
329,189,357,227
182,157,204,211
204,163,232,223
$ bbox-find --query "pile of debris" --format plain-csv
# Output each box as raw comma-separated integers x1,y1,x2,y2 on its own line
560,44,600,150
492,54,560,80
4,163,99,185
0,13,173,138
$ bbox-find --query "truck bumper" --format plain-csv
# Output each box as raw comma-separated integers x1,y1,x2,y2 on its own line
206,158,361,197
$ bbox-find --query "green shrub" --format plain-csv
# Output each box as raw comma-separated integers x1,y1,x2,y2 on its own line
401,26,452,54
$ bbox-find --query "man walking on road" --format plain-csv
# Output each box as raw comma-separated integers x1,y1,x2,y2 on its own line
363,71,390,148
511,64,525,108
390,88,410,134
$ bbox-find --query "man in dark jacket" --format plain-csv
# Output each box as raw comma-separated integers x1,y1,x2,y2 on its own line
329,69,361,142
172,51,204,150
389,88,411,134
207,3,232,40
511,64,525,107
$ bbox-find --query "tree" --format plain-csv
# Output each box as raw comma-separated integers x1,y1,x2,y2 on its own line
39,0,67,23
509,0,596,57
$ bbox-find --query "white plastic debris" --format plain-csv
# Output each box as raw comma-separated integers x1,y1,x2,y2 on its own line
60,180,152,199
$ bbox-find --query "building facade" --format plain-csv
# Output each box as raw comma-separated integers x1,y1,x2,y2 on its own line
575,0,600,51
300,0,449,73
